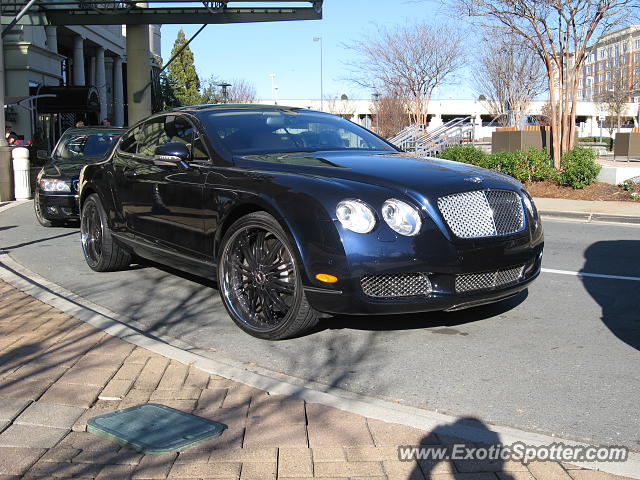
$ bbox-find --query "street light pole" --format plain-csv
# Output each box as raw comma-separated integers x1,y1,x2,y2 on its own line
269,73,277,105
313,37,323,111
372,91,381,133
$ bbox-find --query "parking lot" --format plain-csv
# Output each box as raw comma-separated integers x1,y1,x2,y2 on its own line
1,201,639,450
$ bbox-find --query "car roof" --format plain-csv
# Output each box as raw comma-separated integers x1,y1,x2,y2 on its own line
62,127,127,134
169,103,318,114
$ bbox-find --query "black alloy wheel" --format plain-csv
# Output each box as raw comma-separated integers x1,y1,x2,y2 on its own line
218,212,318,340
80,194,131,272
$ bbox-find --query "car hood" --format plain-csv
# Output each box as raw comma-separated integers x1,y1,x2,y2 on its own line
236,150,522,198
42,158,101,178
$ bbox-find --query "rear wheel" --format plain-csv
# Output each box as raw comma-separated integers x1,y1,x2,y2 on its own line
80,193,131,271
218,212,319,340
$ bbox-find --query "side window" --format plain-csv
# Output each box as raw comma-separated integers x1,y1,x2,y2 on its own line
192,136,209,160
172,116,210,161
119,127,139,154
137,116,171,157
171,117,193,146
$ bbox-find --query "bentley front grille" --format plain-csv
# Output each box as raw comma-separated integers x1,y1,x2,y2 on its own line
437,190,525,238
455,266,525,293
361,273,432,298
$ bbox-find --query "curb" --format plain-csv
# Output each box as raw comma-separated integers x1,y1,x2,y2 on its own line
1,252,640,478
540,210,640,225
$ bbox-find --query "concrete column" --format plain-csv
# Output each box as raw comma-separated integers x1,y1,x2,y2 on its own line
88,56,96,87
95,47,107,122
113,56,124,127
126,25,151,125
0,35,7,147
45,26,57,54
0,35,13,201
72,35,85,86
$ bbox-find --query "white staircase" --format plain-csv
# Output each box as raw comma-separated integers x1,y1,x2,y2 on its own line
389,117,475,157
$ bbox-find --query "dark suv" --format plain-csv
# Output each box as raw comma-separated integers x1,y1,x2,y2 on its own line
34,127,125,227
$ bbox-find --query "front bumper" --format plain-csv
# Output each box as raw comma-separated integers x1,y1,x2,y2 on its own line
300,213,544,315
36,192,79,220
305,256,541,315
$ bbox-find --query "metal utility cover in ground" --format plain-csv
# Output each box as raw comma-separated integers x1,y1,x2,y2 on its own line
87,403,226,454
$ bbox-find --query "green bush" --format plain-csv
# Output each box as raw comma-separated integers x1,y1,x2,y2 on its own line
439,146,556,183
558,147,601,189
439,145,487,166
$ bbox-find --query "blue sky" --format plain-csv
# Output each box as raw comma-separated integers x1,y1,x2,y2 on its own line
159,0,472,101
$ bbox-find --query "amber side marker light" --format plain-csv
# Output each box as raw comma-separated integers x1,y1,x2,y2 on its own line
315,273,338,283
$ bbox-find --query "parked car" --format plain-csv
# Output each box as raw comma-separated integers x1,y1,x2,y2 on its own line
34,127,125,227
78,105,544,339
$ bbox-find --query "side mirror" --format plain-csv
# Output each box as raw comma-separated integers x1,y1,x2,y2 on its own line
37,150,49,160
154,142,190,163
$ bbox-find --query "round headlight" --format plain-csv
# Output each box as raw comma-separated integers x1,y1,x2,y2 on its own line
336,199,376,234
381,198,422,236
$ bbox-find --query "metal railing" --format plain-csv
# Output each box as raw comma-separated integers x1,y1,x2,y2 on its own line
389,117,475,157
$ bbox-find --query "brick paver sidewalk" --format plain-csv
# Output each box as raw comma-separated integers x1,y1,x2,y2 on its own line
0,280,632,480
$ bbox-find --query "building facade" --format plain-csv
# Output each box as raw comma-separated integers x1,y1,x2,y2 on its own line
268,98,639,140
580,25,640,103
2,23,160,150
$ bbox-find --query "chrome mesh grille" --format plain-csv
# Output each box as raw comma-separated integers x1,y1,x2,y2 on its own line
455,266,524,293
437,190,524,238
361,273,432,298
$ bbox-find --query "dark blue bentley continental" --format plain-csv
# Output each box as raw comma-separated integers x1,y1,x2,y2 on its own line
78,105,543,339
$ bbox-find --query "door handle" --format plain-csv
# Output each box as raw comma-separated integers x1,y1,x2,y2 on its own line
123,170,137,179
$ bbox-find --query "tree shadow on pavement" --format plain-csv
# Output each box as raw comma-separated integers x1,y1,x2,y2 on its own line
410,417,516,479
1,230,78,251
581,240,640,351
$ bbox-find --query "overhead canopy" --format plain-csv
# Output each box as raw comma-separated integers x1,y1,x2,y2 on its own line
1,1,323,26
29,86,100,113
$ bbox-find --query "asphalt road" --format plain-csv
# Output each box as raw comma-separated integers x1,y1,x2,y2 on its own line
1,201,639,450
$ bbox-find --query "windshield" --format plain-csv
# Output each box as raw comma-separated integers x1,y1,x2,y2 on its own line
54,131,122,162
201,108,397,155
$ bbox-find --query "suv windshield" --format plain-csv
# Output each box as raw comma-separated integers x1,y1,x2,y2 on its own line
201,108,397,155
54,131,122,162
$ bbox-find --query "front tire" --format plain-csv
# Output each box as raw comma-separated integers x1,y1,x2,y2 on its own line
217,212,319,340
80,193,131,272
34,195,62,228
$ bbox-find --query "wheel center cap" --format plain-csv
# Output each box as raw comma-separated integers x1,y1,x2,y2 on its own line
255,271,267,285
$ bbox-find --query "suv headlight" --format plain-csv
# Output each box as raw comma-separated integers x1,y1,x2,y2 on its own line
382,198,422,236
336,199,376,234
40,179,71,192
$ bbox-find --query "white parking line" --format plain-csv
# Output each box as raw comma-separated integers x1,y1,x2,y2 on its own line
541,268,640,282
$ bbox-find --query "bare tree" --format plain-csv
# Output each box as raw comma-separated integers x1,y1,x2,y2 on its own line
227,79,258,103
370,93,410,138
345,21,464,125
454,0,632,168
474,32,547,128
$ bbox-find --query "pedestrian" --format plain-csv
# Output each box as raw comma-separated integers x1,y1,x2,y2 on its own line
75,120,85,128
102,118,111,126
5,125,19,145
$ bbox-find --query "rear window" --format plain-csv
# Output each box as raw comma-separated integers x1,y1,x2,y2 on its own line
54,131,122,161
